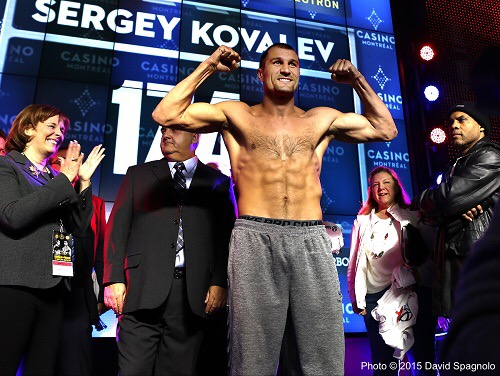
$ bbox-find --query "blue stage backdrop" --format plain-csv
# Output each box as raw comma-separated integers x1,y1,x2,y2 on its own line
0,0,410,335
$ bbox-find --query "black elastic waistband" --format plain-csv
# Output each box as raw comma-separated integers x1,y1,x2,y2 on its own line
239,215,322,227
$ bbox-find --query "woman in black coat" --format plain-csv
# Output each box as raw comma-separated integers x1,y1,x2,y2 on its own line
0,104,104,375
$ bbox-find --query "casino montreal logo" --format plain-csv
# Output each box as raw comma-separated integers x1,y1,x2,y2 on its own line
366,8,384,30
355,30,395,50
72,88,97,117
369,66,403,111
60,51,120,68
367,149,409,163
371,65,391,90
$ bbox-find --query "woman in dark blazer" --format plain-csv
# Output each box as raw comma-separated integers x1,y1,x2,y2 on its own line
0,104,104,375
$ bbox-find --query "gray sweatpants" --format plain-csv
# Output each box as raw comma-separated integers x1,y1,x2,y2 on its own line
228,218,345,376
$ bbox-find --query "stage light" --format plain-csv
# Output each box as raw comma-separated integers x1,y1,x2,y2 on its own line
424,85,439,101
430,127,446,144
420,45,435,61
436,173,443,185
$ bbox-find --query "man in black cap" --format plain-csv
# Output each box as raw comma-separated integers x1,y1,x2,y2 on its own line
415,102,500,330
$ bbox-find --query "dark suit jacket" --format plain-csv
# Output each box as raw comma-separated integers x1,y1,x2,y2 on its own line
0,150,93,289
104,158,235,317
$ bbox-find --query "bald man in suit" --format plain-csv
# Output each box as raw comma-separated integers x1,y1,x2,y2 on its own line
104,127,236,375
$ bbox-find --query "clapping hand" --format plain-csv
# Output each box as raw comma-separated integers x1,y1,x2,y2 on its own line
78,144,105,185
59,140,84,183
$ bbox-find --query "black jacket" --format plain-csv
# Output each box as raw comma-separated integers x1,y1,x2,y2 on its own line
104,158,236,317
0,150,93,289
419,137,500,255
439,205,500,372
418,137,500,315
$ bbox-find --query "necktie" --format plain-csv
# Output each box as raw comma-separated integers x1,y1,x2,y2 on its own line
173,162,187,205
173,162,186,256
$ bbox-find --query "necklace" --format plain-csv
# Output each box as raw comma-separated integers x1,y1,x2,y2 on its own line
369,217,393,259
22,152,49,178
